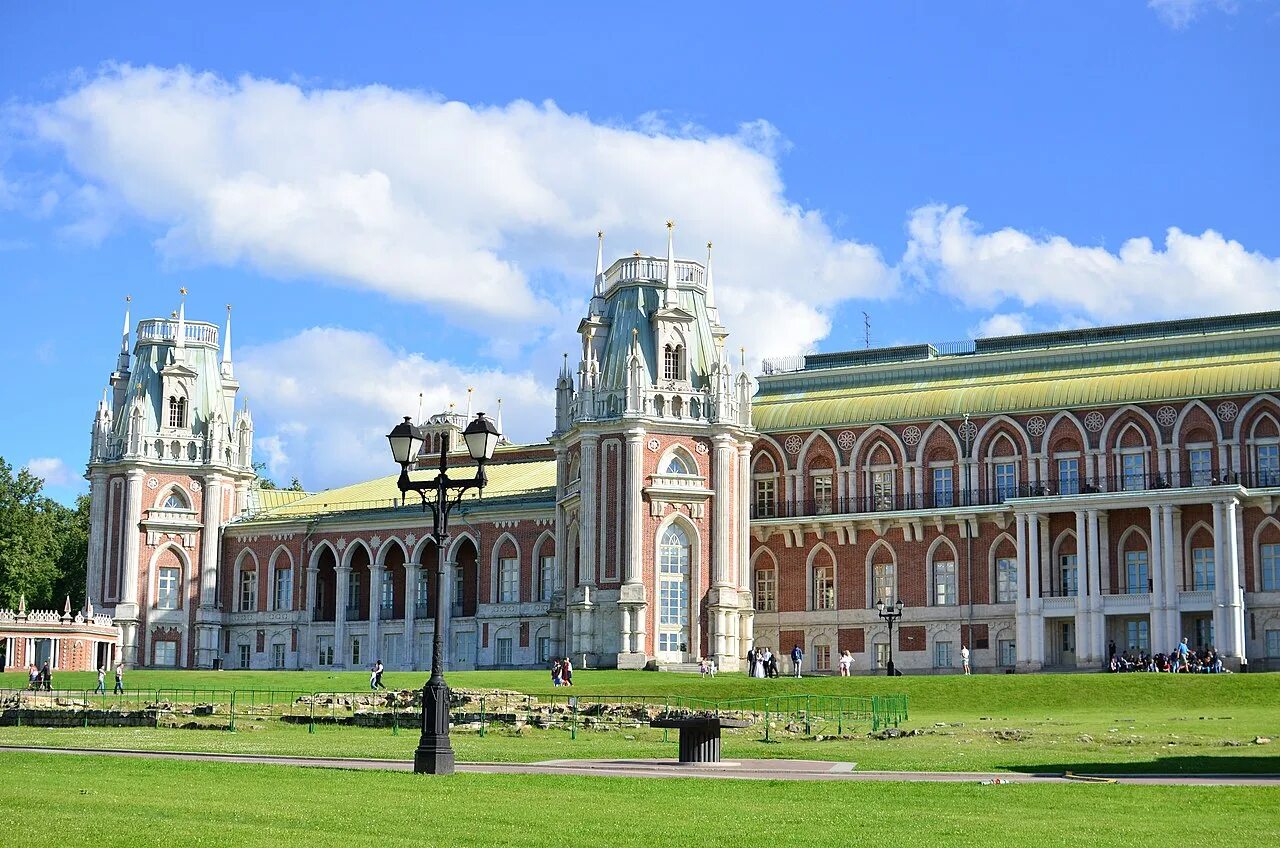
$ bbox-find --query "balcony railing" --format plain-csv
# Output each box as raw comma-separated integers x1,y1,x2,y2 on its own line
750,470,1278,520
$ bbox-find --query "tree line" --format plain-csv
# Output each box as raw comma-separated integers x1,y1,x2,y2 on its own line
0,457,89,611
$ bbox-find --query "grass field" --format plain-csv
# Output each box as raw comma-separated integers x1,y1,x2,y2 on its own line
1,752,1276,848
3,670,1278,774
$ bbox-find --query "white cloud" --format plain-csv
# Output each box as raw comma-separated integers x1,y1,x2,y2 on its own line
971,312,1033,338
238,328,552,489
905,204,1280,324
1148,0,1238,29
25,457,74,487
26,65,894,355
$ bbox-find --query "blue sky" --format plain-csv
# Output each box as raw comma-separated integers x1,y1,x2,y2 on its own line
2,1,1278,502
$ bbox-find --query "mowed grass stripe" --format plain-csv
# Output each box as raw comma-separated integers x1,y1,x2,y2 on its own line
1,752,1277,848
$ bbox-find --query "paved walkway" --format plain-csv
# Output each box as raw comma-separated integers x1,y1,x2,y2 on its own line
4,745,1277,785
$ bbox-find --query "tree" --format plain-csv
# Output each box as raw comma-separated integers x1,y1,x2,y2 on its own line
0,457,64,608
52,493,90,606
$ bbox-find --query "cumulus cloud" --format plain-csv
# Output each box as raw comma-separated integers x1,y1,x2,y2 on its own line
24,65,894,355
25,457,74,487
971,312,1033,339
1148,0,1238,29
905,204,1280,324
238,328,552,488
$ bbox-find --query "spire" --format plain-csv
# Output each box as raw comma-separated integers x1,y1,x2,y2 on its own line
705,241,717,311
176,287,188,356
220,303,234,378
495,397,504,439
594,231,606,297
85,594,94,619
664,220,677,308
120,295,132,354
465,387,474,419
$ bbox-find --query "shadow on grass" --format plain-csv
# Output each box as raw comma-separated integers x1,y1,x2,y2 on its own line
1005,755,1280,776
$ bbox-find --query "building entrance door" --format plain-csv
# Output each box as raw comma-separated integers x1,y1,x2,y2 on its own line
656,525,691,662
1055,620,1076,667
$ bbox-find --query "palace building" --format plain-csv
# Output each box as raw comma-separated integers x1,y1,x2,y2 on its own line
83,228,1280,673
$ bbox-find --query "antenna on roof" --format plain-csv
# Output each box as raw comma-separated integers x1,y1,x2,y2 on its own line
863,311,871,349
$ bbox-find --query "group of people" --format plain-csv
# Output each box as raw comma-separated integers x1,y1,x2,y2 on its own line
550,657,574,686
26,662,52,691
1106,638,1229,674
745,646,786,678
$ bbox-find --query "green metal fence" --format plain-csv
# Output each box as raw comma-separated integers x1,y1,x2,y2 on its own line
0,688,907,741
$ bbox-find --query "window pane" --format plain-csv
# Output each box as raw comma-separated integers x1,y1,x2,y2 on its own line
1192,547,1215,591
813,475,833,514
996,558,1017,603
873,563,895,604
1259,445,1280,486
1125,551,1149,594
1058,555,1077,596
1262,544,1279,592
872,470,894,511
933,561,956,606
994,462,1017,500
755,569,776,612
1188,448,1213,486
932,466,953,508
1122,453,1146,490
1057,458,1079,495
540,556,555,602
754,478,776,517
813,565,834,610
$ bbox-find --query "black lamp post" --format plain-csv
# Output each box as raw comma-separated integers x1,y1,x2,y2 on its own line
876,597,905,677
387,411,501,775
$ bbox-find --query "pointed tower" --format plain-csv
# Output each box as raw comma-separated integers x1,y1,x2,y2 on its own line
549,225,756,671
85,291,257,670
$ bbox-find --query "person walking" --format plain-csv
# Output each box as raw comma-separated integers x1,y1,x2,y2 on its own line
27,664,38,690
561,657,573,686
790,644,804,678
838,650,852,677
113,663,124,694
551,659,562,686
961,645,971,676
95,666,107,693
40,661,52,691
373,659,386,690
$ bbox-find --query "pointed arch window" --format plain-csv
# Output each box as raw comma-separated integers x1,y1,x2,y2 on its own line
157,566,180,610
162,490,189,510
663,344,684,381
932,559,957,606
664,453,693,475
168,396,187,429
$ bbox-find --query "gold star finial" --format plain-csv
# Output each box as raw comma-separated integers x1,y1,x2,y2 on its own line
597,230,603,239
125,294,132,304
666,219,674,230
179,287,187,297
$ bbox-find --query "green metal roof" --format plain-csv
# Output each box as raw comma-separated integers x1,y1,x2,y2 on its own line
753,348,1280,431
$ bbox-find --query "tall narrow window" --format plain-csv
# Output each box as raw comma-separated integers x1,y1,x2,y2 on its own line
1125,619,1150,652
239,570,256,612
996,558,1017,603
657,526,691,654
813,565,835,610
416,570,430,612
1125,550,1150,594
754,478,776,517
1188,448,1213,486
1057,458,1080,495
154,642,177,667
1261,543,1279,592
755,568,776,612
499,557,519,603
813,474,833,514
933,560,956,606
1191,547,1215,591
539,555,555,602
274,567,293,611
872,470,895,511
1121,453,1146,490
1058,554,1078,596
994,462,1017,501
380,574,394,611
663,345,683,381
167,396,187,429
347,574,360,614
157,566,180,610
932,466,954,508
873,562,895,604
934,641,954,668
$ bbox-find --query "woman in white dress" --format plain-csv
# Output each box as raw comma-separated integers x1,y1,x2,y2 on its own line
752,649,766,678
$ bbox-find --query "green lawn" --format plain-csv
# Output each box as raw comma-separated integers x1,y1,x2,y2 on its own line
1,752,1275,848
3,671,1278,774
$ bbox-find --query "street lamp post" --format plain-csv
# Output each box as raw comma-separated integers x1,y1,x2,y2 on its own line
876,597,905,677
387,412,501,775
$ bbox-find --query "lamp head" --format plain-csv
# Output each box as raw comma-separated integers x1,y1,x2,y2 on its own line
463,411,501,462
387,416,421,466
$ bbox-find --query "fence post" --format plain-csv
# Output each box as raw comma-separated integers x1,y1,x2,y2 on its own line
764,699,771,743
392,695,399,736
663,697,668,744
479,696,486,738
228,690,236,732
805,695,811,736
570,697,577,741
309,693,316,734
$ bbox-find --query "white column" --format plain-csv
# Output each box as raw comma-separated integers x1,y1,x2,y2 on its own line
1027,512,1042,666
368,561,383,665
119,470,145,613
1211,500,1228,653
86,470,109,604
624,429,644,585
737,443,751,590
199,476,224,608
1074,509,1090,664
1162,504,1179,651
1148,505,1165,651
404,561,419,669
580,434,599,585
1226,499,1245,660
620,605,632,657
334,564,350,668
712,436,733,588
1087,509,1103,667
305,564,319,667
1014,513,1029,665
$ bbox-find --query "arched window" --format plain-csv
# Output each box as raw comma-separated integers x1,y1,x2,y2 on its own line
657,525,691,655
161,490,189,510
755,564,776,612
168,396,187,429
933,559,957,606
157,565,180,610
274,565,293,611
665,453,692,475
812,562,835,610
240,569,257,612
663,344,683,381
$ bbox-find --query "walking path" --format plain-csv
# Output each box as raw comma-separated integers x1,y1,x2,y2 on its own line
4,745,1277,785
